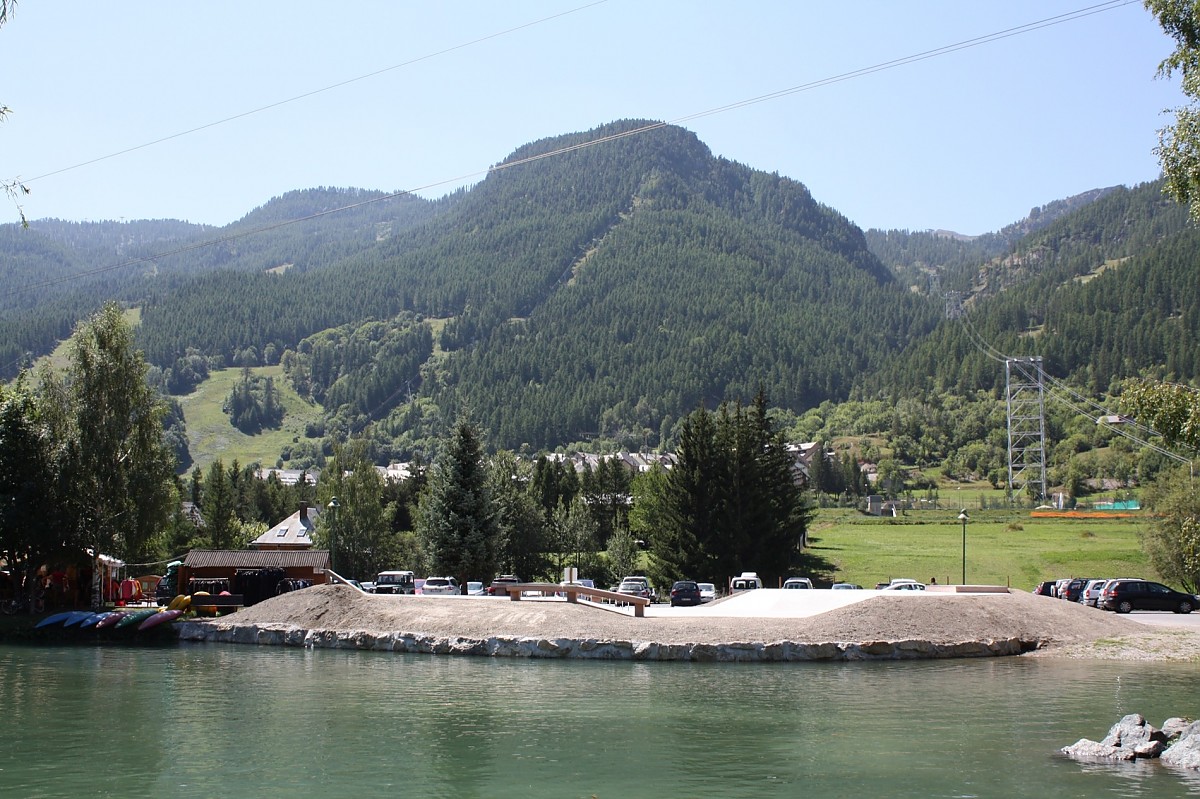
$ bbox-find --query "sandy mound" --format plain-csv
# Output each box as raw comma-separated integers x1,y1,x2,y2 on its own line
208,585,1200,659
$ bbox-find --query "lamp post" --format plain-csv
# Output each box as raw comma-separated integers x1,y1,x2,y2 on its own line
327,496,340,576
957,510,969,586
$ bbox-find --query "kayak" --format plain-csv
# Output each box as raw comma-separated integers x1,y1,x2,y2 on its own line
137,608,183,631
115,609,158,629
62,610,97,627
166,594,191,612
80,611,116,629
35,612,74,629
95,611,127,629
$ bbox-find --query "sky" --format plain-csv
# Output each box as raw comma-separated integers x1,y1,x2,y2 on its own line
0,1,1182,236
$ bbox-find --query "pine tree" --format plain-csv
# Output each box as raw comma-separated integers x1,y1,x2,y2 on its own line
416,417,500,590
201,459,236,550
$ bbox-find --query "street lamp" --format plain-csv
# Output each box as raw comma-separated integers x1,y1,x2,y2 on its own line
957,510,969,586
327,496,340,576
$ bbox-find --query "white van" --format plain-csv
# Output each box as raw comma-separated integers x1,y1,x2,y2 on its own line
783,577,814,589
730,572,763,592
374,570,416,595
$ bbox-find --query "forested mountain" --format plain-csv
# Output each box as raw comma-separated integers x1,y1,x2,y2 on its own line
128,121,940,456
1,120,1192,470
0,188,434,377
864,187,1119,294
868,181,1196,398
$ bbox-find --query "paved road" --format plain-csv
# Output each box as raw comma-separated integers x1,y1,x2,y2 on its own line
1122,610,1200,630
648,589,1200,629
648,588,956,619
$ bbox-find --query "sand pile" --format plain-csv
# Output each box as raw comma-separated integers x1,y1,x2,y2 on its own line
202,584,1200,660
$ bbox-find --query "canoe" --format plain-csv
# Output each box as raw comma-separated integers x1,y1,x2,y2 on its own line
115,609,158,629
95,611,127,629
35,612,74,629
138,608,183,631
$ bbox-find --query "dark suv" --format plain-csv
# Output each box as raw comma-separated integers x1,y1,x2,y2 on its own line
1099,580,1198,614
487,574,522,597
1061,578,1092,603
670,580,702,607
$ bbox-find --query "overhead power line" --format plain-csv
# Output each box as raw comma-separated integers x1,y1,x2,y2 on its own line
4,0,1139,299
20,0,611,188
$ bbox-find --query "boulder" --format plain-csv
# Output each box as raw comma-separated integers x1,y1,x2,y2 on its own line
1162,717,1194,740
1100,713,1165,749
1162,721,1200,769
1062,714,1165,762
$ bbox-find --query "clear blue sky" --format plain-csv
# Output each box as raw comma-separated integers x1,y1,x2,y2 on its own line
0,1,1180,235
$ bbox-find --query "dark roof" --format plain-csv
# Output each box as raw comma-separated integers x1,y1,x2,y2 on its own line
183,549,330,570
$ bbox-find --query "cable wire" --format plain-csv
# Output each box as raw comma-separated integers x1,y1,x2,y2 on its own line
3,0,1140,301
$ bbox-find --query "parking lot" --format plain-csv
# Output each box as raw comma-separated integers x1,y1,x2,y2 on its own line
648,587,933,619
1123,610,1200,630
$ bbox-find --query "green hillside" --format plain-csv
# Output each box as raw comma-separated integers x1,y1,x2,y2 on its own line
3,122,1196,472
173,364,324,474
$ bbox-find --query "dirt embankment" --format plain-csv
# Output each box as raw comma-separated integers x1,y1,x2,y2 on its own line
205,585,1200,661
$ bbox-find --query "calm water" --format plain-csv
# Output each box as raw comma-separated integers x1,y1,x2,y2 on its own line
2,642,1199,798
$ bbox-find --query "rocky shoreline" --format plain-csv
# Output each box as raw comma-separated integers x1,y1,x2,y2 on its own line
176,619,1031,661
173,584,1200,662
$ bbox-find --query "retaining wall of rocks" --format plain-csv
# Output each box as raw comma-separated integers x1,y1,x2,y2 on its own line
176,620,1029,661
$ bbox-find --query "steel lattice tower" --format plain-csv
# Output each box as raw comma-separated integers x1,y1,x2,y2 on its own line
1006,356,1047,502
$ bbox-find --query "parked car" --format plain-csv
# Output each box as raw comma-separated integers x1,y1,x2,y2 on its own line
1033,580,1057,596
1095,577,1143,610
730,572,762,592
1061,577,1093,603
558,578,595,598
832,583,863,590
1099,579,1199,614
466,581,486,596
670,580,703,607
697,582,717,602
422,576,459,595
617,577,653,603
360,581,375,593
880,579,925,591
1079,579,1108,607
783,577,814,589
374,570,416,595
487,574,522,597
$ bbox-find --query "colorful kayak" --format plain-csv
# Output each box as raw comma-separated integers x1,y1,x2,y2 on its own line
62,610,97,627
166,594,191,612
80,611,116,629
115,609,158,629
35,612,74,629
95,611,127,629
138,608,183,631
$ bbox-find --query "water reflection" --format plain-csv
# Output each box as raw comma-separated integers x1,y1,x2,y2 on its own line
1,644,1197,798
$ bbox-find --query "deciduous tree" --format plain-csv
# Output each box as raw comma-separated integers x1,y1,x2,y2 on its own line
43,303,178,562
1147,0,1200,221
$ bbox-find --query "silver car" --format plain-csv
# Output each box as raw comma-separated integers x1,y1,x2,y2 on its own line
1079,579,1108,607
421,576,459,595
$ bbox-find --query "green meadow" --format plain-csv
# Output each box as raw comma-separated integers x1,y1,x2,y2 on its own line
174,365,324,475
806,507,1151,591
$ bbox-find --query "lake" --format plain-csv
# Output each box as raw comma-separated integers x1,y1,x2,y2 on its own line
2,642,1198,798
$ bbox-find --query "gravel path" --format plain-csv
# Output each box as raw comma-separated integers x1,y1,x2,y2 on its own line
208,584,1200,660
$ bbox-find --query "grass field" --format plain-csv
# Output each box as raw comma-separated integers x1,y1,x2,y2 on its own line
805,506,1152,592
175,365,324,474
